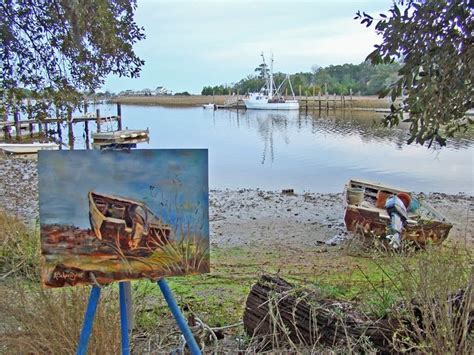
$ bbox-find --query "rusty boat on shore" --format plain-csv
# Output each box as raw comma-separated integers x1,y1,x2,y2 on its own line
343,179,452,246
88,192,171,255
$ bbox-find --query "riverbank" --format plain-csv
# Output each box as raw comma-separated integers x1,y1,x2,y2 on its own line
1,154,472,247
1,154,472,353
111,95,392,109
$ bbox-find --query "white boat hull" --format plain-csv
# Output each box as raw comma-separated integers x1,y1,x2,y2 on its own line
244,99,299,110
0,142,59,154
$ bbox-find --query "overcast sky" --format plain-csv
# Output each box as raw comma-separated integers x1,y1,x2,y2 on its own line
103,0,394,94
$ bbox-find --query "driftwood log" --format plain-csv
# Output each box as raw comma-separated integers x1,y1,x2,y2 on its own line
243,274,394,352
243,274,473,352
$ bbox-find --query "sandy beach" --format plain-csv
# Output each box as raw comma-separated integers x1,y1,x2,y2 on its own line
1,154,472,248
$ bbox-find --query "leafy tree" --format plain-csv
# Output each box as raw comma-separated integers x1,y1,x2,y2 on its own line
356,0,473,146
1,0,145,114
254,63,269,79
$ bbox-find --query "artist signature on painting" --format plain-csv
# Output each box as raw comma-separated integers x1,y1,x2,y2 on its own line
53,271,85,281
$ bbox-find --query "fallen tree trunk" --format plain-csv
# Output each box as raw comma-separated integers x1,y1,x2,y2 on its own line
243,274,394,352
244,274,473,353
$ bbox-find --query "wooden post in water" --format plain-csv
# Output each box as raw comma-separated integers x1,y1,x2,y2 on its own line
299,85,301,97
117,103,122,130
325,84,329,110
14,110,21,139
57,121,62,146
85,121,90,149
236,90,239,112
96,109,101,132
68,109,74,150
318,92,322,111
306,95,308,111
349,88,353,108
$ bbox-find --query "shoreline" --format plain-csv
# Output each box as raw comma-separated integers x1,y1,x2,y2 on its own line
110,95,392,109
1,155,472,248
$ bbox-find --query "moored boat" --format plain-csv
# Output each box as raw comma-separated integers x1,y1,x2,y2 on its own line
244,54,299,111
88,192,171,255
92,129,149,143
0,142,59,154
202,103,216,109
343,179,452,246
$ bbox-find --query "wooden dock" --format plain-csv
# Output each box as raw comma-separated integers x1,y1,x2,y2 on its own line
1,104,124,144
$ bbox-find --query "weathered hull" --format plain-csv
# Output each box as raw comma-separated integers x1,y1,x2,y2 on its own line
344,207,452,246
88,192,171,255
343,179,452,246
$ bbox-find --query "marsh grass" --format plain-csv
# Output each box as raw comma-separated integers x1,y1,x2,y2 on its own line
0,210,39,280
376,245,473,353
0,282,121,354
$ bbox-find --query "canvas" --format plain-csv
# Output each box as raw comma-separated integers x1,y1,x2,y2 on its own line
38,149,209,287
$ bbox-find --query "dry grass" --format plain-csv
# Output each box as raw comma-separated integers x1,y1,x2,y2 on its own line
111,95,228,107
0,210,39,280
0,283,121,354
0,211,121,354
379,246,473,353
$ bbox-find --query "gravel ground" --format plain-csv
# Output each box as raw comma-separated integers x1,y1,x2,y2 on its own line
1,154,472,247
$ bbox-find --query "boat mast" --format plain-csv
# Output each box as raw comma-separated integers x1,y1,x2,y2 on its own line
269,54,274,100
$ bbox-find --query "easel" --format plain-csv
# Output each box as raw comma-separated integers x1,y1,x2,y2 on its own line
76,143,202,354
76,280,201,355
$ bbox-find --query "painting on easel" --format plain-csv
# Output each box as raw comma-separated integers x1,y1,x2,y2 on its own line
38,149,209,287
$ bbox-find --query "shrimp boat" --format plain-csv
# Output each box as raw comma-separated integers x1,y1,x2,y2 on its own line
343,179,452,246
88,192,171,255
244,54,299,110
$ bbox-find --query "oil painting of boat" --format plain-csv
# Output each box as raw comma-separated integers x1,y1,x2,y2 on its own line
243,53,299,110
344,179,452,247
88,192,171,255
39,149,209,288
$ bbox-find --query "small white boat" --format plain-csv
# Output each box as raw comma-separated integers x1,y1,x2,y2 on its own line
244,54,299,111
0,142,59,154
202,103,216,109
92,129,148,143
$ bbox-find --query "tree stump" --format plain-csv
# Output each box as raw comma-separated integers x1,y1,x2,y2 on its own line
243,274,394,352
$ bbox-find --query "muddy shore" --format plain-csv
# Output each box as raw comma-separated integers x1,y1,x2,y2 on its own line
0,154,472,247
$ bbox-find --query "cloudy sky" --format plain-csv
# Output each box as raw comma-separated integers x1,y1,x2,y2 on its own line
103,0,394,94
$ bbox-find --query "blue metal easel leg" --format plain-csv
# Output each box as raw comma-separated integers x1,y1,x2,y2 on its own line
157,279,201,355
76,286,101,355
119,282,131,355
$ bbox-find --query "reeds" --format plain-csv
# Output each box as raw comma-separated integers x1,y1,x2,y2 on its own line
0,283,121,354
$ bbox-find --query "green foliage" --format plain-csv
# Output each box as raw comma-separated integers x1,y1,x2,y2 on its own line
1,0,145,112
201,62,401,97
254,62,270,79
357,0,473,146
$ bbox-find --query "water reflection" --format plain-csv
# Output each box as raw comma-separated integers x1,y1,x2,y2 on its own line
50,104,473,194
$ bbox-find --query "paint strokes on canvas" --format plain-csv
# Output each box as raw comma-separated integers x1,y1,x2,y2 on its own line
38,149,209,288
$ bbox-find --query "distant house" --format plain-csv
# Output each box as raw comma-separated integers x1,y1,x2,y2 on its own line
118,87,174,96
155,86,173,95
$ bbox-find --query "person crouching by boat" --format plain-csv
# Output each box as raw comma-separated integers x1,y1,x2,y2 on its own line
128,206,146,250
385,192,411,249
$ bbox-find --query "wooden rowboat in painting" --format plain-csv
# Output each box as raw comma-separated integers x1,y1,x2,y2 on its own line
88,192,171,255
344,179,452,246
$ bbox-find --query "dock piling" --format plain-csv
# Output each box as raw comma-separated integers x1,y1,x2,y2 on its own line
96,109,101,132
117,103,122,130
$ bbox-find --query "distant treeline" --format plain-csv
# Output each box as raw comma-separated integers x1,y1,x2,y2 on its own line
202,61,401,96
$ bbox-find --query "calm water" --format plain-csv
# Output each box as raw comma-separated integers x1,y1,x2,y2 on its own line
66,104,473,194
